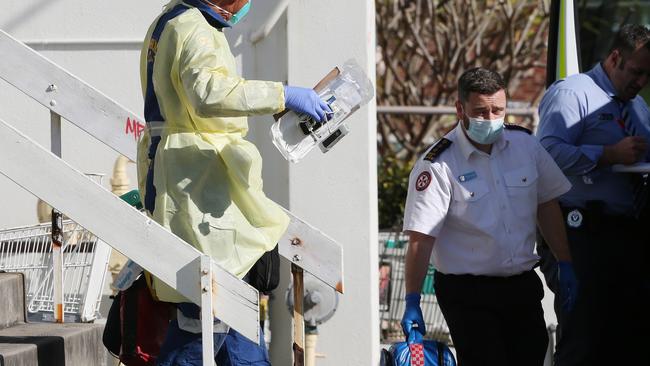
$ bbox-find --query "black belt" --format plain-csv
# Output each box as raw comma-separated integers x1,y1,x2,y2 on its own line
435,268,536,282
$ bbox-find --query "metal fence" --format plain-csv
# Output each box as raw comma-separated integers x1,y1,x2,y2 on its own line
379,231,451,344
0,220,111,322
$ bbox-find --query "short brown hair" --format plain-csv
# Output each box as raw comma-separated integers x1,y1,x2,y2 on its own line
609,24,650,57
458,68,506,103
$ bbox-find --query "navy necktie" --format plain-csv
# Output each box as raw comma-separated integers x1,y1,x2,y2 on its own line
619,99,650,218
622,101,637,136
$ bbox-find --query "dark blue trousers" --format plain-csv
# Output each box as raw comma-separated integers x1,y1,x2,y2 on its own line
156,304,271,366
537,207,650,366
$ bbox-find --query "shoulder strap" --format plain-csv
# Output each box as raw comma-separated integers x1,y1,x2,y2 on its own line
143,4,190,214
144,4,189,129
423,138,452,162
504,123,532,135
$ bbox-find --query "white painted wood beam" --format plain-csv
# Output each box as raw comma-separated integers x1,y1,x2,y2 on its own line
0,118,260,343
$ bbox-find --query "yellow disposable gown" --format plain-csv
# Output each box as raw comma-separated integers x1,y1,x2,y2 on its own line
137,6,289,302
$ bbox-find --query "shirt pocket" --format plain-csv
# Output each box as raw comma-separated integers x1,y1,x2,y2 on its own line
454,179,489,202
504,166,538,218
450,179,491,226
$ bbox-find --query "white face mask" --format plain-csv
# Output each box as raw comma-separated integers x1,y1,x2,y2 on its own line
465,116,505,145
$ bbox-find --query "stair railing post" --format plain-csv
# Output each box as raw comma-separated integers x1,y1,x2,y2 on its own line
200,255,215,366
50,109,65,323
292,264,305,366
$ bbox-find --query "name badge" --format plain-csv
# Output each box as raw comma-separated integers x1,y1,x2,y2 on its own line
458,171,477,182
598,113,614,121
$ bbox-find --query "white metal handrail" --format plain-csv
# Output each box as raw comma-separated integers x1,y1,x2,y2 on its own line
22,38,143,49
0,219,111,322
0,30,141,161
377,105,538,116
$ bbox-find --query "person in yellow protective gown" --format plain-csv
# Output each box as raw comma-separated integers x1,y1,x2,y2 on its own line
137,1,331,364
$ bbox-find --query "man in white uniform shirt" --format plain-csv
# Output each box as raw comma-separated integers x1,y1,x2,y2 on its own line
401,68,578,366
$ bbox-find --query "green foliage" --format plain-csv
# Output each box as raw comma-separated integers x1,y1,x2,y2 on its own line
378,154,415,230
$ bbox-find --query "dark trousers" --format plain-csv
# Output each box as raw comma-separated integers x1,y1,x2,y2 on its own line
537,206,650,366
157,303,271,366
434,269,548,366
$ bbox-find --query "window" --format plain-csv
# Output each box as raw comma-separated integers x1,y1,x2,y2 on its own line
577,0,650,101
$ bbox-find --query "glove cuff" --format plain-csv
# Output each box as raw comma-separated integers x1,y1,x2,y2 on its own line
404,292,421,305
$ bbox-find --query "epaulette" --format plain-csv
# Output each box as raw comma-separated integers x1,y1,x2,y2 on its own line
504,124,532,135
423,138,452,162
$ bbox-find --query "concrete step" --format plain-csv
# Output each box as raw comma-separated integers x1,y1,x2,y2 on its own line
0,273,25,330
0,323,106,366
0,342,37,366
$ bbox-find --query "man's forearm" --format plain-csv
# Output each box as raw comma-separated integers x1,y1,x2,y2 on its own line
540,138,600,176
537,199,572,262
404,231,436,294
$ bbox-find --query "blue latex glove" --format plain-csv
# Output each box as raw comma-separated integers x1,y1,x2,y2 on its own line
401,293,426,338
284,86,332,122
558,261,579,313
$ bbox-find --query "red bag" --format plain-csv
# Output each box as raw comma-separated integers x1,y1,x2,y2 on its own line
103,274,173,366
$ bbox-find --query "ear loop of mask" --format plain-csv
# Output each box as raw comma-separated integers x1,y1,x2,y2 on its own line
201,0,250,24
229,1,250,24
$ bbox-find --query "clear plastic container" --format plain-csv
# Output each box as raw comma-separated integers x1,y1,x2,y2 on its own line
271,59,375,163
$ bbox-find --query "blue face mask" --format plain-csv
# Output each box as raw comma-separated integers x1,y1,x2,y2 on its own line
204,0,251,25
465,116,504,145
230,1,251,25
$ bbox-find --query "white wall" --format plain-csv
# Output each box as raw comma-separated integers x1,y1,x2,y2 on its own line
284,1,379,365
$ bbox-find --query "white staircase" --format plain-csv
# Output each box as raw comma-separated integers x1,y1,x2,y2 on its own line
0,28,344,365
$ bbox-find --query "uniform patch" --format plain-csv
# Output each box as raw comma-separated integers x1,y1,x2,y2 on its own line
504,124,532,134
424,138,452,162
415,171,432,191
567,209,583,228
147,39,158,63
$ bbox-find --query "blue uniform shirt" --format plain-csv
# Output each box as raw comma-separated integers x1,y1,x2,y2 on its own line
537,63,650,215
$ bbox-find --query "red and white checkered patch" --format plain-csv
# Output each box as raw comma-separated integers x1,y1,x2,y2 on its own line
415,171,432,192
409,343,425,366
